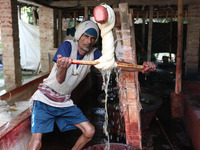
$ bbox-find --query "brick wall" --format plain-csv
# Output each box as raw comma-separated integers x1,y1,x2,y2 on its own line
39,6,54,73
185,3,200,79
0,0,22,89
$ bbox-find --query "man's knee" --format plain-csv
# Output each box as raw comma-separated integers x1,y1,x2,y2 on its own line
84,125,95,138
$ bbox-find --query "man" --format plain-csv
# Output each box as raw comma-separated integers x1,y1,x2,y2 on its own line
28,20,156,150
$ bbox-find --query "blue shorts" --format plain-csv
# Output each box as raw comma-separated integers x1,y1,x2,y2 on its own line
31,101,89,133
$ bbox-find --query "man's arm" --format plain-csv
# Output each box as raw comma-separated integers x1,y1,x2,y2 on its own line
56,54,72,84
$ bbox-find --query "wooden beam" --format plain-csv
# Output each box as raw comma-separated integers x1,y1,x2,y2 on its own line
48,0,193,7
17,0,55,8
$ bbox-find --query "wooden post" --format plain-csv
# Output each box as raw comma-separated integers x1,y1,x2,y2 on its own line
74,11,77,27
117,3,142,149
33,7,37,25
147,5,153,62
169,18,173,61
84,6,88,20
0,0,22,89
142,11,146,48
58,10,62,46
170,0,184,119
19,5,21,19
175,0,183,94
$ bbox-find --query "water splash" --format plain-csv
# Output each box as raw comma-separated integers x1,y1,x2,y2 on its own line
100,70,111,150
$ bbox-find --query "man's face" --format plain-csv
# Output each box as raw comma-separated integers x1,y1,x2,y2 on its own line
78,33,96,52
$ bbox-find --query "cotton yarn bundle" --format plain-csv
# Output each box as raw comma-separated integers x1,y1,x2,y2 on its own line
94,4,117,71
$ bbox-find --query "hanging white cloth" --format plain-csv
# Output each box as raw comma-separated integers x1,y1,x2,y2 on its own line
18,19,40,71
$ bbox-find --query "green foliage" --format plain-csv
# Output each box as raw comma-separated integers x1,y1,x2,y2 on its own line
20,6,39,24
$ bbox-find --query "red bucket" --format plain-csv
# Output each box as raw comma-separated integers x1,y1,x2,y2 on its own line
84,143,138,150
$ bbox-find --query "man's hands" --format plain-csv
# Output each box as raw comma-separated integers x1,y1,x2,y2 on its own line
57,54,72,69
56,54,72,84
142,61,156,74
56,54,156,77
119,61,156,73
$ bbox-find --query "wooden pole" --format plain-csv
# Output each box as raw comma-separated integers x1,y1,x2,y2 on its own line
142,11,146,48
33,7,37,25
147,5,153,61
74,11,77,27
84,6,88,20
70,59,144,70
175,0,183,94
19,5,22,19
169,18,173,61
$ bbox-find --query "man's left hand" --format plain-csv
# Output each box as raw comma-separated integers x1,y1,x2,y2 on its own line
142,62,156,74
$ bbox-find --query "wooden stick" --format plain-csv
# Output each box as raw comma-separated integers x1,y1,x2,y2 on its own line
116,61,145,70
71,59,99,65
71,59,145,70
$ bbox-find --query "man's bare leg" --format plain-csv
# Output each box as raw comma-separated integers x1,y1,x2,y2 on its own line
72,121,95,150
28,133,42,150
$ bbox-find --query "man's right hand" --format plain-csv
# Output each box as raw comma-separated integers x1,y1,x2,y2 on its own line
57,54,72,69
56,54,72,84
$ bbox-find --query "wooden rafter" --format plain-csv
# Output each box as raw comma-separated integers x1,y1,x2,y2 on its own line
17,0,189,19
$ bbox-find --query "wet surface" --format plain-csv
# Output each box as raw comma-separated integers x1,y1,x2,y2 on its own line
41,63,194,150
41,103,194,150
